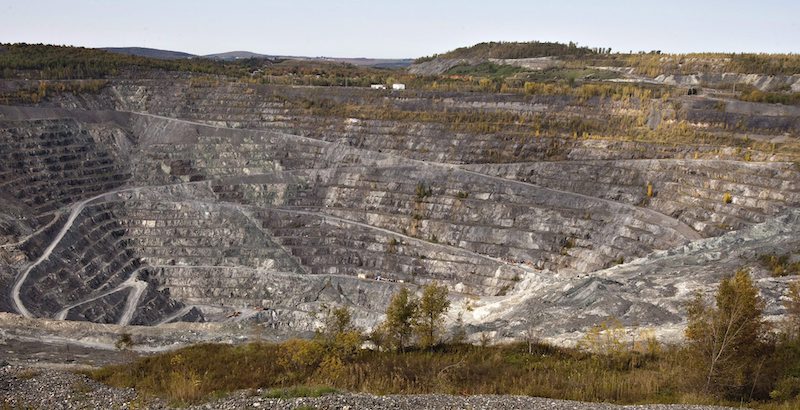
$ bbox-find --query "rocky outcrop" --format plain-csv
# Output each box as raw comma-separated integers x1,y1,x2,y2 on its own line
407,58,484,75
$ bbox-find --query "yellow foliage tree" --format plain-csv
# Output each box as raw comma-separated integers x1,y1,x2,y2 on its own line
685,269,766,397
414,283,451,349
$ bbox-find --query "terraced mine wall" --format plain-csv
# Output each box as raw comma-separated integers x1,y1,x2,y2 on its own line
104,81,800,237
467,160,800,237
0,78,798,342
655,72,800,92
103,81,800,159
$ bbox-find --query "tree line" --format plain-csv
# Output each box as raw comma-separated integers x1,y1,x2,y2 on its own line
0,43,251,79
317,283,451,355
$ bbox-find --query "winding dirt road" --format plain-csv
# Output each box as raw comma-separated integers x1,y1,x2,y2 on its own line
53,270,148,325
11,191,122,317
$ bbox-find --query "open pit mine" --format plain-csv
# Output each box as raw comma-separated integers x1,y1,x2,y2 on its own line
1,61,799,353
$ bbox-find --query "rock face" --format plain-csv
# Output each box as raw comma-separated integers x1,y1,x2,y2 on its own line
467,159,800,237
407,58,484,75
408,56,563,76
0,78,798,343
655,72,800,92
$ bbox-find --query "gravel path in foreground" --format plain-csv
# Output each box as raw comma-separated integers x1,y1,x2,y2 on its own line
0,364,747,410
0,364,140,409
189,392,746,410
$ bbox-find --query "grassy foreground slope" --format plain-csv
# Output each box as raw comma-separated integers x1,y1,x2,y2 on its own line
90,335,800,408
91,274,800,409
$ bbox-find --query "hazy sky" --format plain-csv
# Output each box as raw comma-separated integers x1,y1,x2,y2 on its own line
2,0,798,58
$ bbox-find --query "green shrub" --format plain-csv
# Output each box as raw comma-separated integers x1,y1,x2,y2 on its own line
415,182,432,200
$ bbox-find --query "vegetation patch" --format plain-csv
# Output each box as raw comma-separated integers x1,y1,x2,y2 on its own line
740,90,800,106
759,253,800,277
445,62,524,79
0,43,246,79
521,68,620,84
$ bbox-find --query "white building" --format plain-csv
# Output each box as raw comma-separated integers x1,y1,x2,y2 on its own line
392,83,406,90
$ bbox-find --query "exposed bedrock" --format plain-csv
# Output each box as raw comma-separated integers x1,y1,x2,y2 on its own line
654,72,800,92
0,118,132,217
0,82,797,343
466,159,800,237
104,81,800,149
15,199,187,324
478,209,800,345
119,113,698,275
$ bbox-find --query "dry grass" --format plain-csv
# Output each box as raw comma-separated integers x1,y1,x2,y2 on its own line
15,369,39,380
87,337,800,408
87,341,693,405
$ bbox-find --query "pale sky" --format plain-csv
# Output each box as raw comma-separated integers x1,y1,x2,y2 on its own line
1,0,798,58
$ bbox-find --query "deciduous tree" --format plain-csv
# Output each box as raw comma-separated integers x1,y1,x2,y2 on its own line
415,283,450,349
385,287,418,352
783,281,800,339
685,269,766,397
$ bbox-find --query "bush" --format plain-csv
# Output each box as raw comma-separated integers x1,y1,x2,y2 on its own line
415,182,432,200
771,376,800,401
740,90,800,106
723,192,733,204
115,332,134,350
759,254,800,277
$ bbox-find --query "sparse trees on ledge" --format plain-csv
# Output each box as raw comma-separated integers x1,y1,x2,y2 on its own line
379,283,451,352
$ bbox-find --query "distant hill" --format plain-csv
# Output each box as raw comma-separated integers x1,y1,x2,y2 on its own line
324,58,413,68
101,47,196,60
409,40,606,75
203,51,271,60
204,51,412,67
98,46,410,67
416,41,598,63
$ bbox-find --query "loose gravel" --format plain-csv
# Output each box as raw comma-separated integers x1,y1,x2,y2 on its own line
187,392,747,410
0,365,140,409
